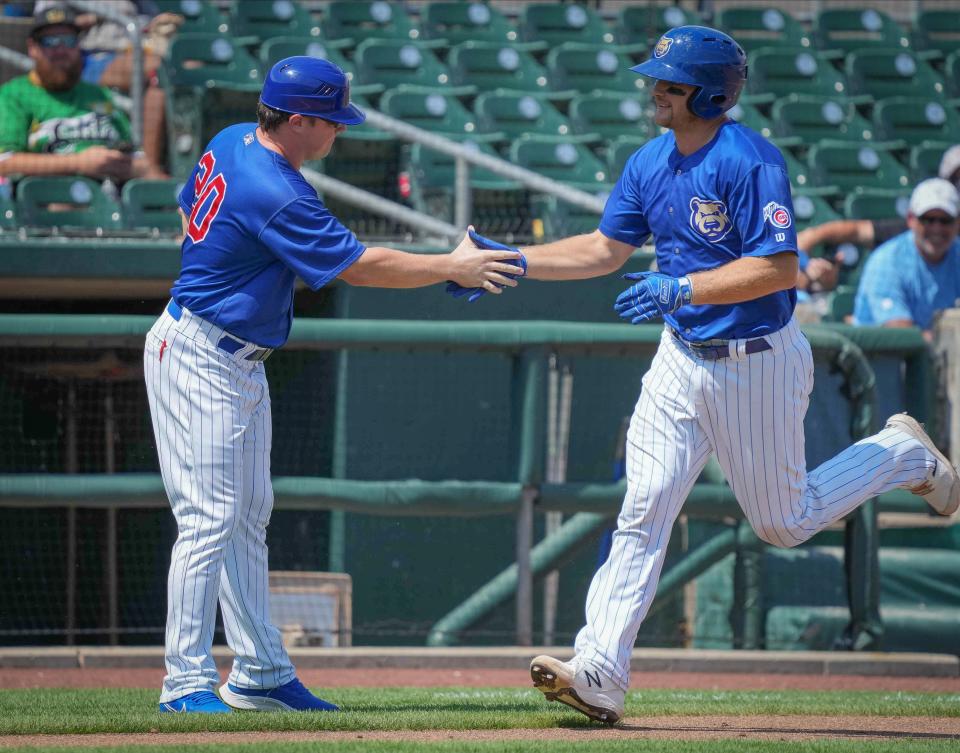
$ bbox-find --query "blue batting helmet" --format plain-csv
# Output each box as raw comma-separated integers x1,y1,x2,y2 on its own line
260,56,365,125
631,26,747,119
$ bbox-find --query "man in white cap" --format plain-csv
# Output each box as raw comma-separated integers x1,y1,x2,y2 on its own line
853,178,960,339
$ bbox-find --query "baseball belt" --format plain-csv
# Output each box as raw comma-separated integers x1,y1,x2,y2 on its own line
670,328,771,360
166,300,273,362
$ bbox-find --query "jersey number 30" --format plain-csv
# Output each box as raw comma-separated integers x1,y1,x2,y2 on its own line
186,151,227,243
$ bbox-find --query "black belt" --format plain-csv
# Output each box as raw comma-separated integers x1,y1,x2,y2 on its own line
166,300,273,362
670,328,771,360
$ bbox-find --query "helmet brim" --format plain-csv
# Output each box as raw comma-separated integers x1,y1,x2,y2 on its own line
323,102,366,126
630,60,700,87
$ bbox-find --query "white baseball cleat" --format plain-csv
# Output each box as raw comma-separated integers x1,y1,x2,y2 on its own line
885,413,960,516
530,654,624,724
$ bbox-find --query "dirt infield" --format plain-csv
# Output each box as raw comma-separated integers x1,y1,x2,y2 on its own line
3,666,960,693
1,716,959,748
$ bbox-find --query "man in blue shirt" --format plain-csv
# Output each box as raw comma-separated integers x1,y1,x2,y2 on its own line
145,56,523,714
854,178,960,339
507,27,960,725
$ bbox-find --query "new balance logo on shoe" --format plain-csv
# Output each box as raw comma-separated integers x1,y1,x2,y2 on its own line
584,669,602,688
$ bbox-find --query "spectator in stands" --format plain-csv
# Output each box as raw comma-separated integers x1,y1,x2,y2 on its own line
0,3,166,180
32,0,176,173
853,178,960,340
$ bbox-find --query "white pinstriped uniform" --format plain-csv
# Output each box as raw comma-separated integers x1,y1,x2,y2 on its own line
573,319,934,691
145,305,294,702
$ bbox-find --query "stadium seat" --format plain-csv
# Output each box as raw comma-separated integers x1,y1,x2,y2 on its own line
568,92,653,143
259,36,352,67
872,97,960,145
473,90,576,142
518,3,613,47
0,182,15,231
530,194,604,240
154,0,227,35
844,49,947,101
420,2,520,46
781,149,816,193
908,141,955,182
771,95,873,144
228,0,319,41
714,7,812,53
353,39,462,93
380,86,481,138
815,8,910,55
404,139,526,233
121,179,183,234
807,143,910,196
509,135,611,191
616,4,702,46
912,10,960,60
825,285,857,323
545,44,647,98
945,52,960,98
746,48,850,104
447,42,550,96
605,135,650,179
163,33,261,88
791,190,842,230
725,101,776,140
843,189,910,221
15,176,122,231
321,0,420,47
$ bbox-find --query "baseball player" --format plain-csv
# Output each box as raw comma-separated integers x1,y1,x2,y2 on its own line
145,56,523,713
477,26,958,724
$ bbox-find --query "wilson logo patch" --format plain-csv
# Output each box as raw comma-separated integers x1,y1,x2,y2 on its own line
763,201,792,229
689,197,733,242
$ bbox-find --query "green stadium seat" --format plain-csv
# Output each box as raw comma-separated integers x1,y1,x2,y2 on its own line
824,285,856,324
228,0,319,41
945,52,960,98
404,139,526,233
321,0,420,47
843,189,910,221
420,2,520,46
380,86,481,137
908,141,955,182
781,149,816,193
714,7,812,53
569,92,653,143
15,176,122,231
791,190,842,230
155,0,227,35
353,39,462,94
725,101,776,140
121,179,183,234
518,3,613,47
545,44,648,98
447,42,550,96
770,95,873,145
746,48,850,104
509,135,611,191
258,37,382,98
0,182,15,231
163,33,261,88
473,90,575,142
815,8,910,55
844,49,947,101
872,97,960,145
807,143,910,196
616,4,701,46
911,10,960,59
606,136,649,179
530,193,604,240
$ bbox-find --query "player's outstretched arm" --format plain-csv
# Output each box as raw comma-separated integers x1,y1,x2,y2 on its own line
520,230,636,281
338,228,522,291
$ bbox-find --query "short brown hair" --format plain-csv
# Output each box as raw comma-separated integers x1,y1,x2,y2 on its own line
257,101,292,132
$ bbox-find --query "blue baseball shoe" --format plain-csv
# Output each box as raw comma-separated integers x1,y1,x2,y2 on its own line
159,690,232,713
219,677,339,712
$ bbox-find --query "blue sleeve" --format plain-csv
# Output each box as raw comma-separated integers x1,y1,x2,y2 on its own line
797,249,810,271
259,197,366,290
598,152,651,247
853,252,913,326
728,163,798,258
178,163,198,214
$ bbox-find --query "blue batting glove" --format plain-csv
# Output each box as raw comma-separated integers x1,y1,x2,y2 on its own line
614,271,693,324
445,228,527,302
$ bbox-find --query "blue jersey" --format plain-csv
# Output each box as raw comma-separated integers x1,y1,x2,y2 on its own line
600,121,798,341
173,123,366,348
853,231,960,329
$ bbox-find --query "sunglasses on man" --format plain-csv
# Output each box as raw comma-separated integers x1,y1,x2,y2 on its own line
35,33,79,49
918,214,957,227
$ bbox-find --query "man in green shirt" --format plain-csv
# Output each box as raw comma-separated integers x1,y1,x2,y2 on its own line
0,3,165,181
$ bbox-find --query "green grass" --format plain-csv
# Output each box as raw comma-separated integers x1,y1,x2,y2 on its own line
0,687,957,735
7,741,960,753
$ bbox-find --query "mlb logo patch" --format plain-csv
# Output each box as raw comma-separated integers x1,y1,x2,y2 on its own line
654,36,674,58
763,201,792,229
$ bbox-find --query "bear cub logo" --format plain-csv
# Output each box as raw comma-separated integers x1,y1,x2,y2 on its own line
689,197,733,242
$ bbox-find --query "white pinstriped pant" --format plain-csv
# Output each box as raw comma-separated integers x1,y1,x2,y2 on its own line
575,318,934,690
145,305,293,702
